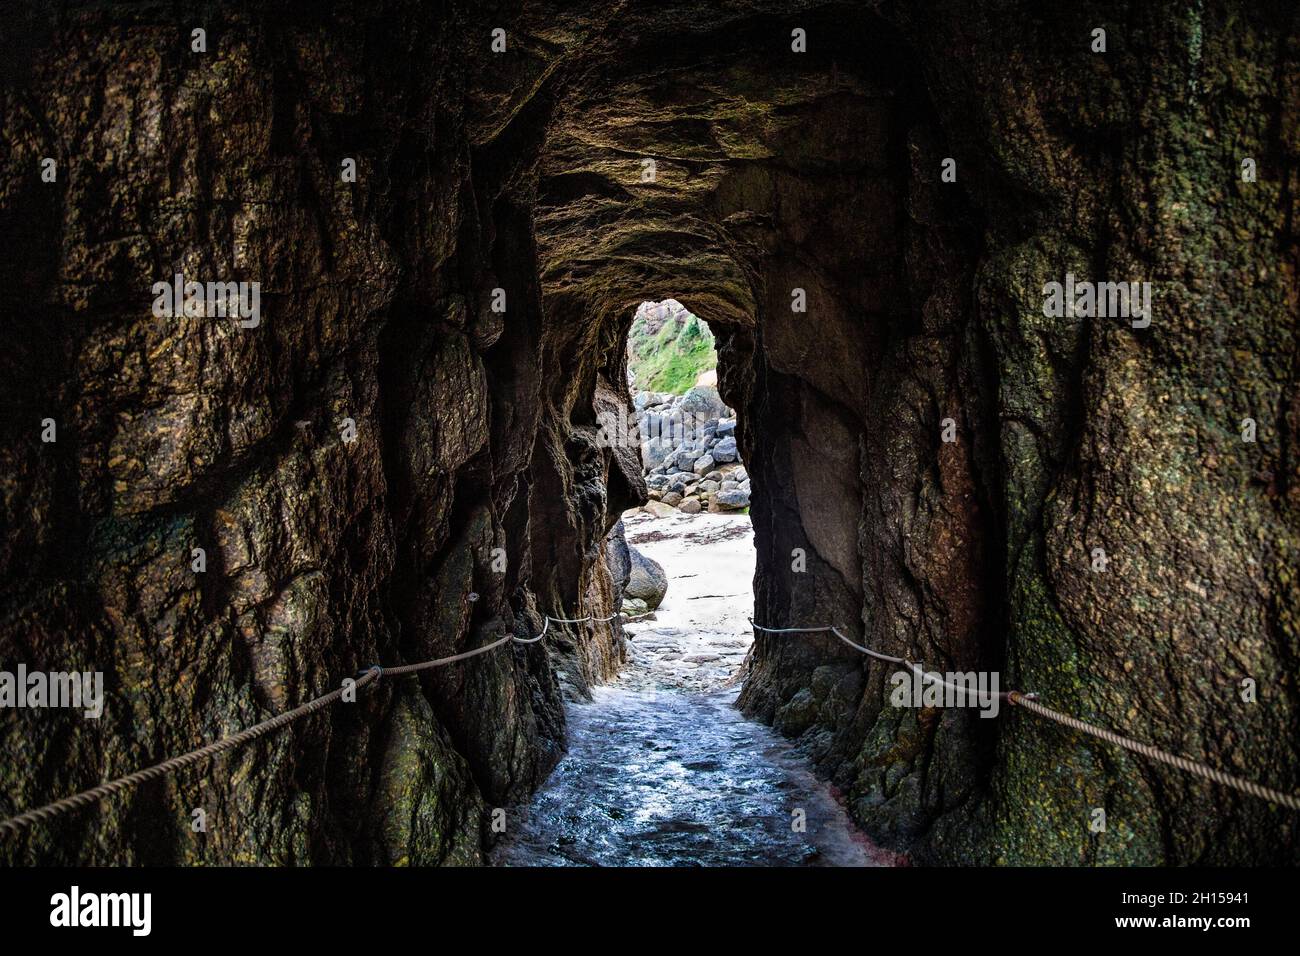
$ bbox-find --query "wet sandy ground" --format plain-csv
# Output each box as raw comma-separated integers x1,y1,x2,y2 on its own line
491,512,880,866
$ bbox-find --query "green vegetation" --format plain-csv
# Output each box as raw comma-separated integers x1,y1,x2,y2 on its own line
627,302,716,394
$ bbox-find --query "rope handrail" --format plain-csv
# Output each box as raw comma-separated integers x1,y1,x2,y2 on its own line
512,619,550,645
0,606,649,837
545,611,656,624
1008,692,1300,811
381,634,514,674
751,619,1300,811
21,608,1284,838
0,668,380,837
753,620,911,668
755,620,1025,700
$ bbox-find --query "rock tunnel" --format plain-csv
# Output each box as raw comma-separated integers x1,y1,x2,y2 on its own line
1,0,1297,867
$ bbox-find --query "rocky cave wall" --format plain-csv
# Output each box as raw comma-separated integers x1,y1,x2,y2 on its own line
872,0,1300,866
530,0,1300,865
1,0,1298,866
0,0,637,866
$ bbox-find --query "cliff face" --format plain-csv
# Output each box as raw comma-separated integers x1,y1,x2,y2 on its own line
1,0,1297,865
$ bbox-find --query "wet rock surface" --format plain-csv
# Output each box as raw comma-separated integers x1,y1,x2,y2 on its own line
493,513,882,866
490,683,878,867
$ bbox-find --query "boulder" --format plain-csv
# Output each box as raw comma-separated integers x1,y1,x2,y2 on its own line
626,546,668,610
692,453,715,476
642,500,676,518
712,435,738,463
699,479,720,493
662,491,683,506
774,688,818,736
677,498,702,514
714,488,750,509
716,418,737,436
639,411,665,440
678,385,729,421
671,447,700,471
732,465,748,483
605,520,632,601
641,438,672,471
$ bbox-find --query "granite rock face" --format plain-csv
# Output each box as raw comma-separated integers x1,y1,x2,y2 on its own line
2,0,1297,866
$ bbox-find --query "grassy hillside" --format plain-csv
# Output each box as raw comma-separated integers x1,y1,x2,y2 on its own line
627,302,715,394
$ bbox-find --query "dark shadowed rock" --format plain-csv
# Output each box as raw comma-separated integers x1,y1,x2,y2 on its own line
605,521,633,604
